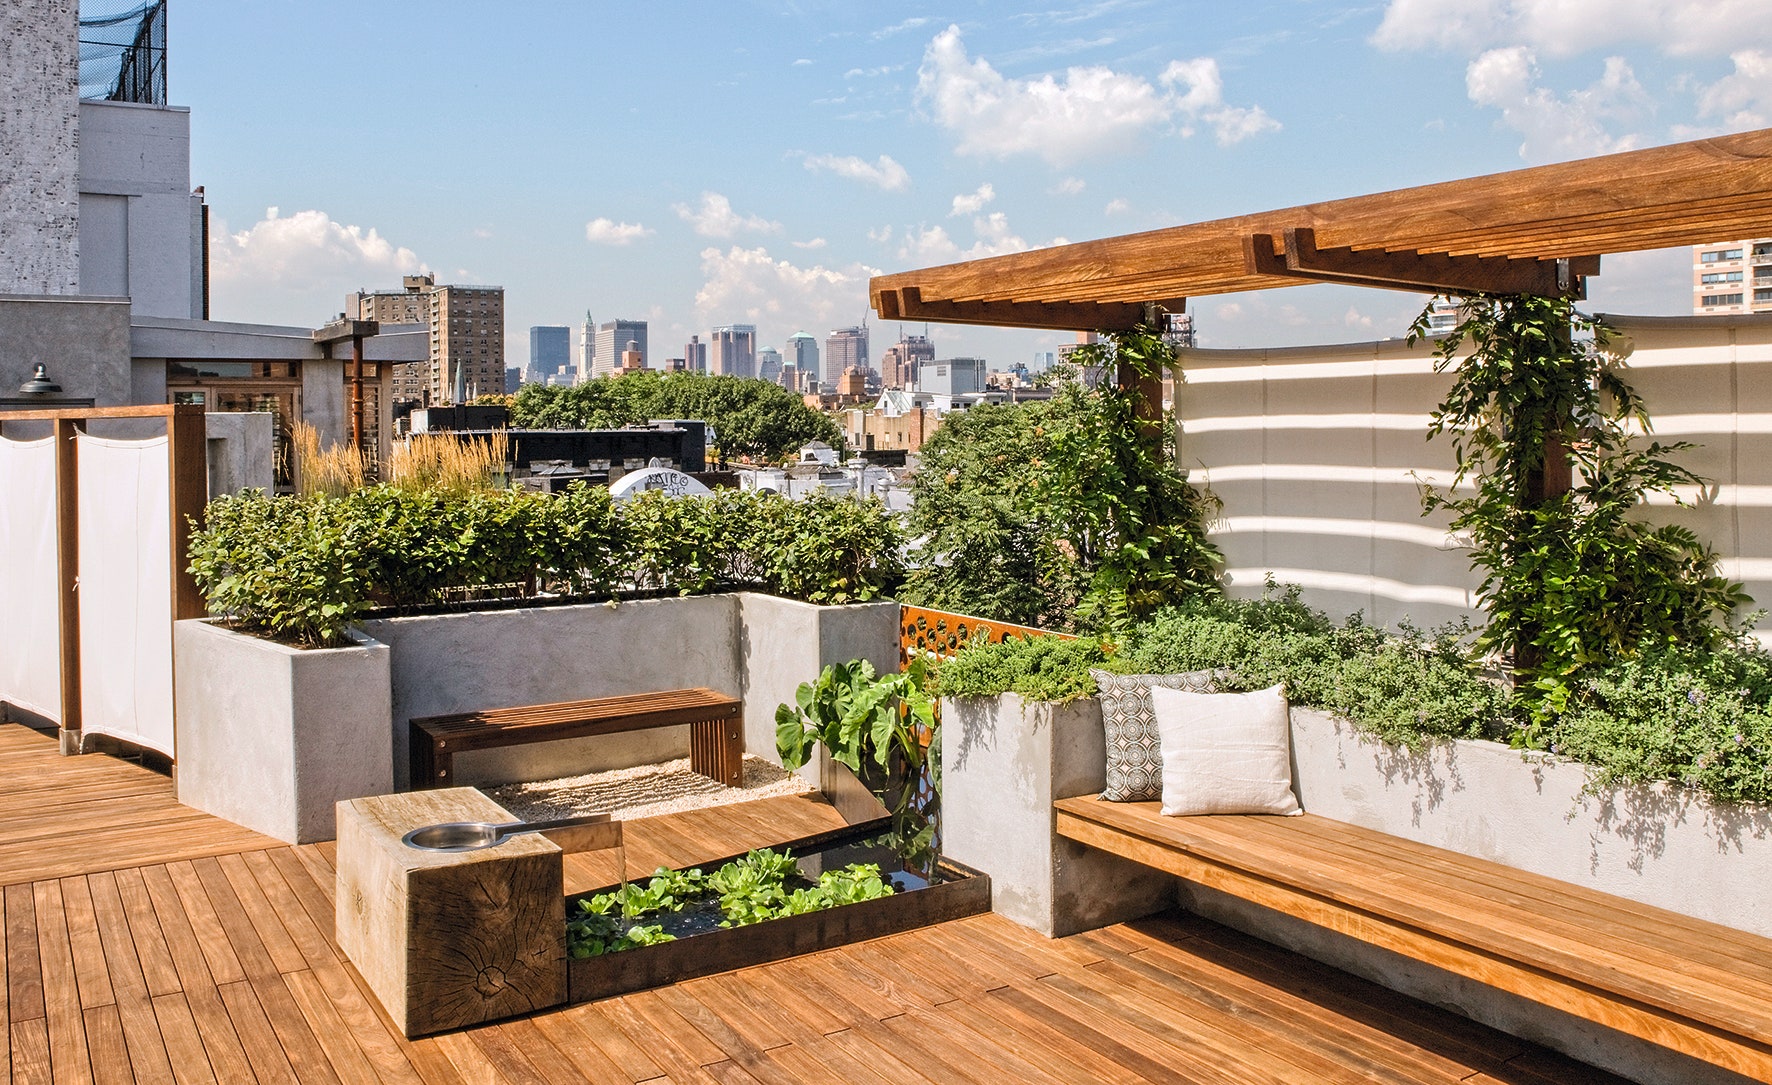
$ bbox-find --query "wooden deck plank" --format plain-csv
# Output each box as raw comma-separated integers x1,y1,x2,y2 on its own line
60,876,116,1011
145,994,213,1085
83,1004,137,1085
85,872,176,1085
32,879,95,1085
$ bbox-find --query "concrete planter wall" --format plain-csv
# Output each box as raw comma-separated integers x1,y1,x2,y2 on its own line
173,620,392,843
939,693,1174,936
1287,706,1772,939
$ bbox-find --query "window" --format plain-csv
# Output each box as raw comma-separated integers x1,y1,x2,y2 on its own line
1758,289,1772,303
1702,293,1744,307
1702,271,1744,284
1701,249,1744,263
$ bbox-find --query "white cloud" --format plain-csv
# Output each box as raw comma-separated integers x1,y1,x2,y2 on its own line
1052,177,1087,195
1374,0,1772,58
1104,198,1130,214
867,224,894,243
208,207,427,323
1215,301,1245,322
1344,306,1375,329
793,58,813,66
793,237,828,249
949,182,995,216
1697,50,1772,129
803,153,911,191
915,24,1276,166
875,16,934,39
673,192,781,238
471,226,494,239
896,210,1053,264
693,246,878,337
583,217,653,245
1466,47,1647,162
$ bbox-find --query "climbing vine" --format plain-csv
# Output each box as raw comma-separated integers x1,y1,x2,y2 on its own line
1411,294,1745,732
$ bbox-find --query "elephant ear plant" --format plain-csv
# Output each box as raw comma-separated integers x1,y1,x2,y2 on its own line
776,658,938,871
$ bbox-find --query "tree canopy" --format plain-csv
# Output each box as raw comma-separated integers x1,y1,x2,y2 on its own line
510,372,840,463
901,331,1221,632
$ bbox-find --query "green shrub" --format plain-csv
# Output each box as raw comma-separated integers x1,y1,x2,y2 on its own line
187,491,372,647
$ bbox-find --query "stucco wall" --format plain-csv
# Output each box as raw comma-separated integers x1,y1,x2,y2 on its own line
77,100,199,319
0,0,80,296
0,294,132,409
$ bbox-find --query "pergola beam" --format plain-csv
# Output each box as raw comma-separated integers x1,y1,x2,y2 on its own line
869,127,1772,326
1245,228,1599,298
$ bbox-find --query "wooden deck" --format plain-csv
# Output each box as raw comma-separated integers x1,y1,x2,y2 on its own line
0,720,1631,1084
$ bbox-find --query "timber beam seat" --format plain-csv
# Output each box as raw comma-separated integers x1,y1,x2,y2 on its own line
1053,795,1772,1082
410,688,744,790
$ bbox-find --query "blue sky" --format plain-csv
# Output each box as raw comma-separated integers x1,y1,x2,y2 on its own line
182,1,1772,370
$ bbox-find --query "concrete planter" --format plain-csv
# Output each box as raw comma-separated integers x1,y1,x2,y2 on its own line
939,692,1174,936
361,593,901,796
173,620,392,843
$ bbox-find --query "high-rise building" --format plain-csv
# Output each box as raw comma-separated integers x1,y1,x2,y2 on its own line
919,357,988,395
591,319,648,377
825,326,868,387
578,311,594,382
685,335,707,373
529,326,569,384
711,324,757,378
350,274,506,404
1694,240,1772,315
880,333,934,389
786,331,819,386
757,347,782,385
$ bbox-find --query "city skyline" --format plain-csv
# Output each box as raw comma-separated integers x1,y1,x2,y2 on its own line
184,2,1772,370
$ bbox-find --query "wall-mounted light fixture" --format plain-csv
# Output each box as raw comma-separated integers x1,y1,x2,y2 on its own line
18,363,61,395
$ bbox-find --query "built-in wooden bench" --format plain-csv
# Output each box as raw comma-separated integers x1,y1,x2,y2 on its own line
1054,795,1772,1082
410,688,744,790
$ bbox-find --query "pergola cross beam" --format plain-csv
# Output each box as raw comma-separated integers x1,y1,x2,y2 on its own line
1245,228,1599,299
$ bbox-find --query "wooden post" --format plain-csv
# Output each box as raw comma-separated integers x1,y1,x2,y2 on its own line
167,404,208,621
54,417,82,754
350,333,365,452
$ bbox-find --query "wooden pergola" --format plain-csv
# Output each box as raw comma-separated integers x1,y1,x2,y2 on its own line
870,128,1772,332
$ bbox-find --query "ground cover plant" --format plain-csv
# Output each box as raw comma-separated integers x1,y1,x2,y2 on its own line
188,483,903,646
565,848,894,958
933,583,1772,806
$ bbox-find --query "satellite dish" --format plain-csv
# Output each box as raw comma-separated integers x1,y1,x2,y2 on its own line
607,466,712,501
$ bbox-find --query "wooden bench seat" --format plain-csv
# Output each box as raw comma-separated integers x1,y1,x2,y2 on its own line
411,688,743,791
1054,795,1772,1082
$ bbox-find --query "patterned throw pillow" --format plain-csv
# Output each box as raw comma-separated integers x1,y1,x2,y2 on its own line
1090,668,1222,802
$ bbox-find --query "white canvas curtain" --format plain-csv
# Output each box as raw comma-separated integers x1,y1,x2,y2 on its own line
0,436,63,722
76,432,175,755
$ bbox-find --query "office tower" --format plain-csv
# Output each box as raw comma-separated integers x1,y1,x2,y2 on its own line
711,323,757,378
350,274,505,405
529,326,569,384
757,347,782,385
880,332,933,389
786,331,819,384
1694,240,1772,315
685,334,707,373
592,319,648,377
825,326,867,387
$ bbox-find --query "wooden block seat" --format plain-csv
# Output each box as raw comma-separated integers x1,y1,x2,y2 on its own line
410,687,743,790
1054,795,1772,1082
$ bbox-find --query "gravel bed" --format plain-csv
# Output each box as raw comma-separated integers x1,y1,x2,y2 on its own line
484,755,816,822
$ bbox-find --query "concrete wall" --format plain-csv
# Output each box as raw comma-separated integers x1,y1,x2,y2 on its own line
738,594,900,816
203,411,274,497
173,621,393,843
0,0,80,296
364,595,744,789
1288,706,1772,938
940,693,1175,936
0,294,132,412
1175,314,1772,636
77,100,199,320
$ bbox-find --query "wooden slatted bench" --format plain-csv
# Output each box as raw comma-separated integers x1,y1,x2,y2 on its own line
410,688,744,791
1054,795,1772,1082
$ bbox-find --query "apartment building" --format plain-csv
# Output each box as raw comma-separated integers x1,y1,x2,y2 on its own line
1694,240,1772,315
351,275,505,404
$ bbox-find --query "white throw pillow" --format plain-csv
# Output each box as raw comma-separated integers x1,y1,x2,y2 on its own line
1151,683,1302,817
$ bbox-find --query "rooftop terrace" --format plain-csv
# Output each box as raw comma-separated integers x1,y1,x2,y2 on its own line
0,719,1628,1084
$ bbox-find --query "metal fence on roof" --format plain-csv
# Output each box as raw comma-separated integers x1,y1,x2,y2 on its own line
79,0,166,105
